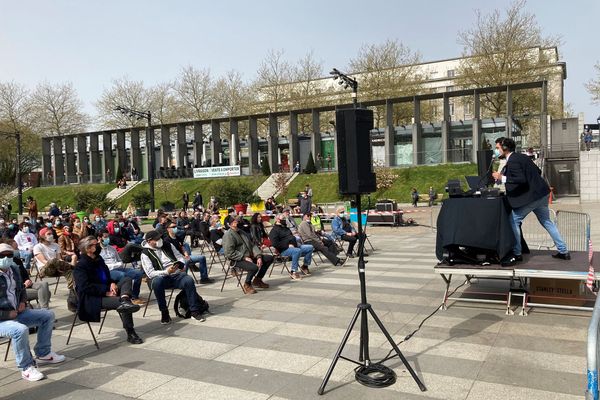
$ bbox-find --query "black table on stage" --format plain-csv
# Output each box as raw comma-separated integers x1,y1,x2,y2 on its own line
435,196,517,261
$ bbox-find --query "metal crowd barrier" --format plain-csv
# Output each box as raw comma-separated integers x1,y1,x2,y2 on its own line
522,209,557,250
556,210,591,252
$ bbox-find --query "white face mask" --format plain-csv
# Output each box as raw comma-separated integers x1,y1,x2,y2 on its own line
0,257,13,270
155,239,163,248
45,235,54,243
22,227,29,233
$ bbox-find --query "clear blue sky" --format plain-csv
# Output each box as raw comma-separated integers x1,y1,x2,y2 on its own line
1,0,598,123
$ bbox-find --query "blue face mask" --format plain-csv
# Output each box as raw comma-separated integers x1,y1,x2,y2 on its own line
0,257,13,270
8,224,14,230
46,223,53,228
114,227,120,233
172,227,179,234
102,238,110,246
493,148,501,158
13,250,20,258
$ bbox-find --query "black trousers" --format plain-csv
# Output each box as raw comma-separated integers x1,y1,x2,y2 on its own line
307,240,339,265
233,255,273,283
101,277,135,331
341,234,358,255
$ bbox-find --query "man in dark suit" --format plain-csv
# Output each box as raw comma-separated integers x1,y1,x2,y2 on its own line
492,137,569,262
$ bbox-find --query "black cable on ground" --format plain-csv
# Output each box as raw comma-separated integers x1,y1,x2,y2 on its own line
354,363,397,388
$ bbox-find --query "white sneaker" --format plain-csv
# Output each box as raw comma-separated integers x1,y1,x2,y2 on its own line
22,365,45,381
36,351,66,365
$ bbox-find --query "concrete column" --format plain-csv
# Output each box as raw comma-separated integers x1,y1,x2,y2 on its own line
52,137,65,185
311,110,321,164
102,132,113,183
116,131,126,177
441,95,450,163
160,126,171,169
412,98,422,166
506,86,513,139
210,120,221,166
130,128,142,180
41,138,52,185
193,122,203,167
176,123,187,168
268,114,279,173
90,134,101,183
248,117,259,173
541,80,548,148
76,135,88,183
384,100,395,167
288,112,300,170
230,119,239,166
472,91,481,163
64,136,76,183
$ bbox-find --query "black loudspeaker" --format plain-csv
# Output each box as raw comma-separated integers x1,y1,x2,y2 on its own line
336,108,377,195
477,150,493,178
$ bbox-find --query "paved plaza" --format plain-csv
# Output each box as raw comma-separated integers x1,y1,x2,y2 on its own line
0,204,593,399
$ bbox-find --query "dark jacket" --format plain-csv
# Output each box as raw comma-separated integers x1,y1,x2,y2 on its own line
222,228,260,261
73,254,115,322
269,224,297,254
0,263,27,320
504,152,550,209
164,234,186,256
209,228,224,251
250,223,267,247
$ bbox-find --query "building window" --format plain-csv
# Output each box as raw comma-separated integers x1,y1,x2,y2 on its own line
447,70,455,78
446,86,454,92
464,102,472,116
449,103,455,116
562,122,567,130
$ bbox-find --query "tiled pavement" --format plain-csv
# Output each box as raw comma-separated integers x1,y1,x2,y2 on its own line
0,224,588,399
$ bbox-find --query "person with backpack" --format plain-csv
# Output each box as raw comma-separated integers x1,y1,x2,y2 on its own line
140,230,208,324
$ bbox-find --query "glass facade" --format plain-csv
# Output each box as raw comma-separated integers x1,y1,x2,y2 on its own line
448,121,473,163
394,126,413,166
422,123,442,164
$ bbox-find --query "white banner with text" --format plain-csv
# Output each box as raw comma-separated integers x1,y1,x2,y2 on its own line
193,165,241,179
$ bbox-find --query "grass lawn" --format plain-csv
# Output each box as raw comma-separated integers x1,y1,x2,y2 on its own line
284,163,478,204
12,183,114,211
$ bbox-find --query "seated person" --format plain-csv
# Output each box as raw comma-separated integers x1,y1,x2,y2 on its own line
106,220,128,253
74,236,143,344
3,239,51,309
223,208,236,230
0,243,65,381
125,216,144,245
282,208,301,242
209,215,225,254
33,228,76,285
298,213,344,266
163,220,213,284
58,225,78,264
331,207,359,257
269,214,314,279
140,230,207,324
189,212,205,247
14,222,37,270
249,213,270,248
97,230,145,304
222,216,272,294
237,211,251,234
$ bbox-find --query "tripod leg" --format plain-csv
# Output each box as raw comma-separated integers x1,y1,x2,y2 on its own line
318,306,362,395
368,307,427,392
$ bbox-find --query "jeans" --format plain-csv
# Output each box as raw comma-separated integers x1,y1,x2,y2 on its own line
186,254,209,280
0,309,55,370
281,244,313,271
109,267,144,299
20,250,33,270
511,194,568,255
151,273,199,313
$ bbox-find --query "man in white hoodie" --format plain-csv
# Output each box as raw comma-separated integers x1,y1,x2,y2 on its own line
140,230,205,324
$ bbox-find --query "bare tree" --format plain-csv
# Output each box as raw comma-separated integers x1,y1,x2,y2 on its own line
173,66,217,121
214,70,252,118
95,77,149,129
585,62,600,105
456,0,561,119
0,81,32,131
30,81,89,136
254,49,292,113
292,51,324,131
147,82,179,125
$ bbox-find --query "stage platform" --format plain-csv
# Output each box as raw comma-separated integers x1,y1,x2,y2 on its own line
434,250,600,314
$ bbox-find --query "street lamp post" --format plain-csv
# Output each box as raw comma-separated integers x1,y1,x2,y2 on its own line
0,130,22,216
329,68,359,108
115,107,155,212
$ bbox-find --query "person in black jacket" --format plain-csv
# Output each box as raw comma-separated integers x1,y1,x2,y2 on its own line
268,214,313,279
73,236,143,344
492,137,569,262
249,213,269,248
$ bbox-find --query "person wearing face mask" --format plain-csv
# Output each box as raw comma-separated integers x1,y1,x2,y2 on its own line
269,214,314,279
73,236,143,344
58,225,78,264
106,220,127,253
0,243,65,381
331,207,358,258
3,220,19,240
92,215,106,232
298,213,345,266
32,228,76,284
14,222,37,270
140,230,206,324
3,239,51,309
163,220,213,284
208,215,225,254
125,216,143,244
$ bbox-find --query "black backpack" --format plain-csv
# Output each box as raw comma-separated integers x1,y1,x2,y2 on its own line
173,291,209,319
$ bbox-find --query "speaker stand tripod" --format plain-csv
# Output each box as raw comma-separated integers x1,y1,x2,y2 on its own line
317,194,427,395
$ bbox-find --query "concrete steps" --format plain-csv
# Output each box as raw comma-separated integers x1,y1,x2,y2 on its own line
254,172,299,200
106,180,144,201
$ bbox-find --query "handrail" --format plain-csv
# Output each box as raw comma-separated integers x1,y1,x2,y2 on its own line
586,293,600,399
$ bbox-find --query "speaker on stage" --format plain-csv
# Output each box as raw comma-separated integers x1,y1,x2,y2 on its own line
477,149,494,186
336,108,377,195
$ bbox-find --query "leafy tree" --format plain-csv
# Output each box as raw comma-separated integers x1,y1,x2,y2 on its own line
304,152,317,174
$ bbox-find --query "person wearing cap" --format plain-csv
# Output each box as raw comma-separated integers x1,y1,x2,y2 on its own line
298,213,345,266
0,243,65,381
74,236,143,345
140,230,206,324
33,227,76,284
331,207,358,258
14,222,37,270
163,220,213,284
269,214,314,279
222,216,272,294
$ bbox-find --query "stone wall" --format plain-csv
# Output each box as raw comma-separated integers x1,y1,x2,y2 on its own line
580,149,600,202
